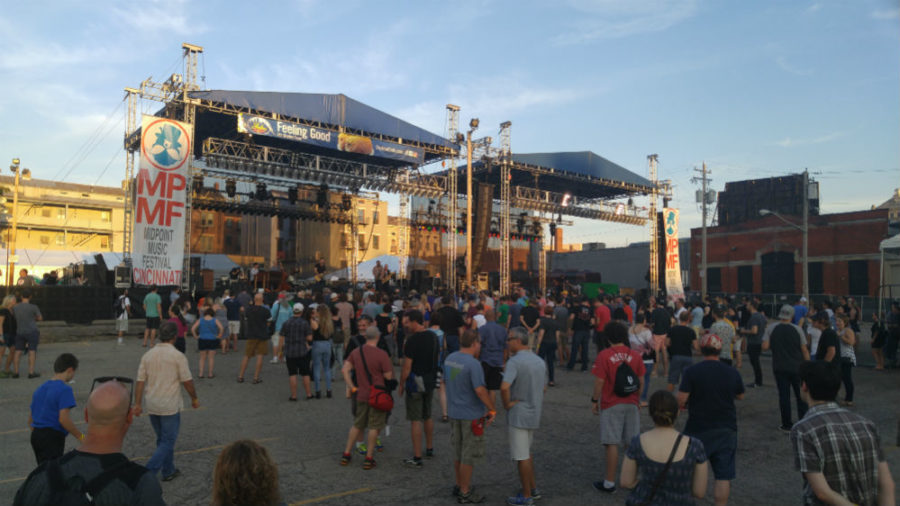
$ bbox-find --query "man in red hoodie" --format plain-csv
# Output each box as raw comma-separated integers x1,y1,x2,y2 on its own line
590,320,645,494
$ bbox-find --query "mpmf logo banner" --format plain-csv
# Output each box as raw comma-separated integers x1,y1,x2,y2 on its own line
663,208,684,303
132,115,191,286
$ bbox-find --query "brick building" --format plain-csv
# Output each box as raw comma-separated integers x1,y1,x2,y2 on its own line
690,209,889,297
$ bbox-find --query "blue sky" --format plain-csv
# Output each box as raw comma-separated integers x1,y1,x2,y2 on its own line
0,0,897,247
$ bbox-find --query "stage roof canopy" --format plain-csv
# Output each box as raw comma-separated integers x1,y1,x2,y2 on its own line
463,151,653,200
190,90,457,159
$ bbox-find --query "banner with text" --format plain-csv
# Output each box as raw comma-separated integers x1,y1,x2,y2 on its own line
663,208,685,303
237,113,425,164
132,115,191,286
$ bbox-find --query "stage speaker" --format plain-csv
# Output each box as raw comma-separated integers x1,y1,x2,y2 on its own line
189,257,202,289
410,269,429,293
472,183,493,274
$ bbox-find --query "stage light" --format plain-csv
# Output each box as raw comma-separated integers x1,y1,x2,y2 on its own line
225,179,236,198
532,220,541,236
615,203,625,216
192,175,203,194
469,118,479,129
341,194,352,211
549,222,557,238
287,186,298,204
517,212,526,234
255,182,268,201
561,193,572,207
317,183,329,208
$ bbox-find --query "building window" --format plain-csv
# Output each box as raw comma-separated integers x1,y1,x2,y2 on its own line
40,235,49,245
201,212,214,229
199,236,213,251
358,210,366,224
101,211,111,222
808,262,824,294
57,208,66,220
358,236,366,250
848,260,868,296
737,265,753,293
55,234,65,246
42,208,51,218
373,210,379,224
372,235,380,250
100,236,109,249
707,267,722,293
390,239,398,254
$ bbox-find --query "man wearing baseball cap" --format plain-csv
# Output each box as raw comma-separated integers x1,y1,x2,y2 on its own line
677,333,745,506
280,303,313,401
763,304,810,433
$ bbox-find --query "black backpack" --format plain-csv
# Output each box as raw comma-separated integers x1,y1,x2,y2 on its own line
113,297,125,318
613,357,640,397
32,458,131,506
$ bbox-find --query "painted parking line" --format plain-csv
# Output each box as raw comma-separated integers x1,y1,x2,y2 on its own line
289,487,373,506
0,421,86,436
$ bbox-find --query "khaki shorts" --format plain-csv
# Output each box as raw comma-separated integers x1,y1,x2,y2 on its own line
599,403,640,446
244,339,268,357
353,400,387,431
508,426,534,461
450,418,485,466
228,321,241,335
116,319,128,332
405,390,434,421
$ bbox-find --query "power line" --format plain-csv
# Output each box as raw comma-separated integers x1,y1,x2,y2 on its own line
51,98,125,181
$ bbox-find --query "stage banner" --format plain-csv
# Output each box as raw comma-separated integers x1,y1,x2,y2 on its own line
663,208,685,303
132,115,191,286
237,113,424,164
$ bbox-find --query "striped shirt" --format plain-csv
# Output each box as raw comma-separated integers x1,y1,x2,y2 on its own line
791,402,885,505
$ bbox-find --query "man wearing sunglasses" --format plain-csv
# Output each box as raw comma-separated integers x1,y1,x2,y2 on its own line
134,320,199,482
14,379,164,505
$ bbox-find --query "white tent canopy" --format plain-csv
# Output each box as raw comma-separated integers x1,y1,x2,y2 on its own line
878,235,900,316
323,254,429,281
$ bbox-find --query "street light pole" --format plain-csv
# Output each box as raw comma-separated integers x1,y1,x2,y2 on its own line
7,159,27,287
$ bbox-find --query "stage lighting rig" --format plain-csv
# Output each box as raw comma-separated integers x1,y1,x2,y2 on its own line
255,182,268,201
517,212,527,234
225,179,236,198
317,183,329,208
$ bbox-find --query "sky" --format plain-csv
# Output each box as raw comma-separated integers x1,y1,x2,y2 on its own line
0,0,897,248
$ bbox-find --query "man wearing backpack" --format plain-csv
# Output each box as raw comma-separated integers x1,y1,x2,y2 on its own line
677,334,745,506
14,379,164,505
590,320,645,494
115,289,131,346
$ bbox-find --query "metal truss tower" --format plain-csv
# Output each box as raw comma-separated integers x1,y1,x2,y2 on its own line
122,90,138,264
648,154,659,296
499,121,512,295
398,169,410,282
446,105,460,290
180,43,203,289
345,194,359,283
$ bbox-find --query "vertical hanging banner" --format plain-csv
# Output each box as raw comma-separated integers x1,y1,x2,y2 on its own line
663,208,685,303
132,115,191,286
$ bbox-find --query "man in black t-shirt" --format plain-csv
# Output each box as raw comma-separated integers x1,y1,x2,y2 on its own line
762,305,810,432
14,381,164,506
567,298,594,371
650,298,673,378
434,296,464,354
399,310,439,467
666,311,697,391
811,312,840,369
238,293,271,383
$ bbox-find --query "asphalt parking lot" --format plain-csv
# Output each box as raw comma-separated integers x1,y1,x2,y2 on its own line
1,329,898,505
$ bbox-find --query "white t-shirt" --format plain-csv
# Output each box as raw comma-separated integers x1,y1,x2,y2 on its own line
117,296,131,321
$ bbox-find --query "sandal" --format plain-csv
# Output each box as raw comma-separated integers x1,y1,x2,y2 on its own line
289,396,298,402
441,415,449,423
207,374,215,379
237,377,244,383
340,453,351,466
252,378,263,384
363,457,376,470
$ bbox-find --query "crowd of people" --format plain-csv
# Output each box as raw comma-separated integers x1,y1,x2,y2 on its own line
8,281,899,505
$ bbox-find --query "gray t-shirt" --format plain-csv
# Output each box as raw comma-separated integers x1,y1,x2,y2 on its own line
746,312,767,345
710,321,735,360
12,302,41,335
502,350,546,429
553,305,569,332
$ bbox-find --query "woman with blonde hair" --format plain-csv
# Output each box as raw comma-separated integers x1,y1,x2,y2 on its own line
310,304,335,398
0,294,16,376
212,440,281,506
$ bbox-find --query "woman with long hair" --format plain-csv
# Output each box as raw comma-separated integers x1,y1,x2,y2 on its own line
213,297,229,355
629,313,655,408
836,314,857,406
310,304,335,398
192,307,224,378
619,390,708,505
269,294,292,364
212,440,281,506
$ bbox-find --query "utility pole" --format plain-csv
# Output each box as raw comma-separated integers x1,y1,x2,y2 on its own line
693,162,711,299
802,169,809,303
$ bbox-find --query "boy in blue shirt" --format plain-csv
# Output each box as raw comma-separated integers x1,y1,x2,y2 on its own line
28,353,82,464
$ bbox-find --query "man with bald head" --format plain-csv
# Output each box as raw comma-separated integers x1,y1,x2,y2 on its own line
14,380,165,505
478,308,508,406
238,292,271,383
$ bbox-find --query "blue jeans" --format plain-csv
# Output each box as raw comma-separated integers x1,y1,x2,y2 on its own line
567,330,591,371
311,340,332,392
147,413,180,477
331,342,344,381
538,343,557,383
774,370,808,428
641,362,654,401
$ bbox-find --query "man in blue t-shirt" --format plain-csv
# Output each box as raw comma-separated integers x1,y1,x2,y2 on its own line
478,308,507,406
677,334,745,506
443,329,497,504
223,291,242,352
28,353,83,464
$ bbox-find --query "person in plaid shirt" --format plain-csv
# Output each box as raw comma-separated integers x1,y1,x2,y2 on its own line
791,361,894,505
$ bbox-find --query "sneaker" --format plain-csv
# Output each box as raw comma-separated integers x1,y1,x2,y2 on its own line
0,371,10,378
315,391,321,399
425,448,434,458
27,373,40,379
326,390,333,398
375,438,384,452
592,481,615,493
11,373,19,378
402,457,423,468
507,494,534,506
356,443,368,455
457,490,485,504
117,338,123,345
745,383,757,388
779,425,793,434
340,453,351,466
161,469,181,482
452,485,461,497
269,358,279,364
363,457,377,470
530,488,542,500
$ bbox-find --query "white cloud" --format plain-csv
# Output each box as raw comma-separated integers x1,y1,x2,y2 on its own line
553,0,698,44
805,3,823,13
775,56,813,76
775,131,844,148
111,0,207,37
871,8,900,19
